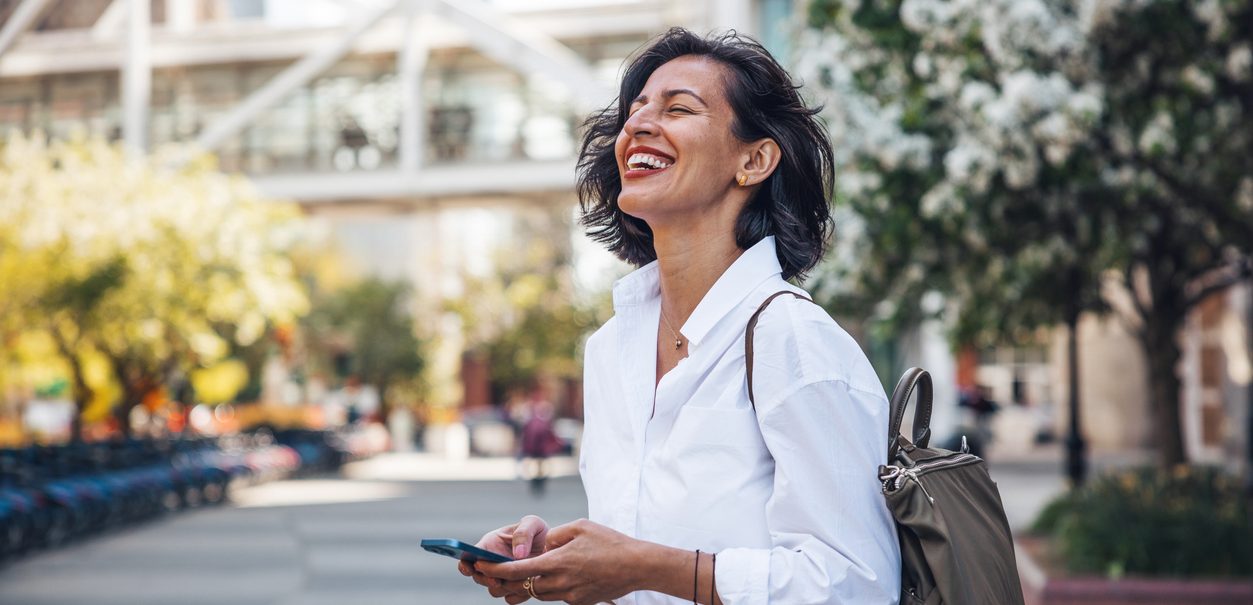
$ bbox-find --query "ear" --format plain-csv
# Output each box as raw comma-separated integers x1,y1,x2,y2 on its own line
737,138,781,187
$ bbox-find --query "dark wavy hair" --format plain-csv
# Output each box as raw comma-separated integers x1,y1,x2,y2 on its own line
577,27,835,282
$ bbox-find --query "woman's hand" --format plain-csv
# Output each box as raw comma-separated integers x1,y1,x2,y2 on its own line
458,515,549,604
475,519,647,605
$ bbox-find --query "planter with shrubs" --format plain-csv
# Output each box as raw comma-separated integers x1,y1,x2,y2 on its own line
1018,465,1252,605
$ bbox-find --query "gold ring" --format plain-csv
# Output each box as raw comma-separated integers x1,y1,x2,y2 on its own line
524,576,539,599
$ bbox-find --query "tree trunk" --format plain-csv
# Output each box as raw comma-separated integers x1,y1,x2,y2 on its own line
69,375,89,443
1245,279,1253,506
1141,313,1187,467
114,400,134,437
110,358,143,438
50,328,91,443
114,379,159,439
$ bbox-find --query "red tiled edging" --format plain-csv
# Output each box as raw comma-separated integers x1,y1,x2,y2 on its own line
1016,541,1253,605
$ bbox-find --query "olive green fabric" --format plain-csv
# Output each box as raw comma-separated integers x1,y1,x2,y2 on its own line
883,371,1025,605
884,447,1023,604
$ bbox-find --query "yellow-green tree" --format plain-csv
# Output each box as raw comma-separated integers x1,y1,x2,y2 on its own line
300,277,426,420
449,230,607,406
0,135,308,440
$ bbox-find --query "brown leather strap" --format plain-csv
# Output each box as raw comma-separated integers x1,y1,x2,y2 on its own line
887,367,934,464
745,290,813,408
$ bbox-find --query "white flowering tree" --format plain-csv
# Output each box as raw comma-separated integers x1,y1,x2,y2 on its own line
0,135,309,440
798,0,1252,467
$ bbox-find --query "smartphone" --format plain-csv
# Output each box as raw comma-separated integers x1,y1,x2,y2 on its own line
421,538,514,564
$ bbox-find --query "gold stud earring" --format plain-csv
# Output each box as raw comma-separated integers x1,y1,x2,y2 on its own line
737,174,747,186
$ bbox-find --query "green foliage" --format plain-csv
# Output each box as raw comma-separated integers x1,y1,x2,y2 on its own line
448,222,606,403
1029,490,1075,536
0,134,309,436
1033,466,1252,578
806,0,844,28
301,278,425,408
42,256,128,317
480,282,600,402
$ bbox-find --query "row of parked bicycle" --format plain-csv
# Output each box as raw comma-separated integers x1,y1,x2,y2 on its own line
0,428,353,562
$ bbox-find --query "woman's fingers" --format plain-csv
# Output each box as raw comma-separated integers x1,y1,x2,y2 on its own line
469,570,492,588
463,557,531,600
511,514,549,559
477,553,552,582
462,516,551,601
542,518,586,551
467,567,511,594
500,576,570,603
487,582,510,598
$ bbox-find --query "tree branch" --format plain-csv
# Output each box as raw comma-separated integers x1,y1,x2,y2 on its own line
1124,262,1151,323
1136,153,1253,241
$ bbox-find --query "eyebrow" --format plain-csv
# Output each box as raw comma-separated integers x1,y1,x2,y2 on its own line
630,88,708,107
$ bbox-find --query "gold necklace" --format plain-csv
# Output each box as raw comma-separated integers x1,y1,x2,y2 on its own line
659,307,684,350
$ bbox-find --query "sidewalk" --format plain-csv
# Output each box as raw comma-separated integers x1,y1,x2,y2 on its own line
340,452,579,482
0,477,590,605
341,445,1137,533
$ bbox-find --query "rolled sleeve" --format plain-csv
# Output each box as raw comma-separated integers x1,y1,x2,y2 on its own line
715,379,901,605
713,547,770,604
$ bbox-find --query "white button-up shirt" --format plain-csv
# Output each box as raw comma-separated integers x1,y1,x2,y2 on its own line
579,236,901,604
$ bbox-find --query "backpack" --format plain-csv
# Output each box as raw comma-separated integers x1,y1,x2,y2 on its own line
744,291,1025,605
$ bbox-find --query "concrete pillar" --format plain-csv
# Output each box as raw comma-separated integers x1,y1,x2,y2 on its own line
123,0,151,153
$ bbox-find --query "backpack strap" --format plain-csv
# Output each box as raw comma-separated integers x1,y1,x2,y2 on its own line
744,290,813,408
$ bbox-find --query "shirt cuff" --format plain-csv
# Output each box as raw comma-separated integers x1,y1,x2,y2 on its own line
714,547,770,605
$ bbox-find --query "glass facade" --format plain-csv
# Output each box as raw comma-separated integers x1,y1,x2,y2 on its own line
0,3,658,177
0,52,592,174
0,72,121,141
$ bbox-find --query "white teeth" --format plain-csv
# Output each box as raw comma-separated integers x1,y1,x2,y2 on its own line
627,153,673,170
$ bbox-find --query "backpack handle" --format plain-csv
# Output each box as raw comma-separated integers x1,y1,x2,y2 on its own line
888,367,933,463
744,290,812,408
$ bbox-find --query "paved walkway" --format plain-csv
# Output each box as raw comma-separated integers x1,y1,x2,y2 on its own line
0,447,1137,604
0,463,588,605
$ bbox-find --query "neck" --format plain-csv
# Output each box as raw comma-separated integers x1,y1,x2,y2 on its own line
651,224,744,329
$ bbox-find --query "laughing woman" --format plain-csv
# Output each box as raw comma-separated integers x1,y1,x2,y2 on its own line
458,28,901,605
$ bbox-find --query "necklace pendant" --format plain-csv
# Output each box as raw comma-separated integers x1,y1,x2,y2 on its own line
674,338,682,349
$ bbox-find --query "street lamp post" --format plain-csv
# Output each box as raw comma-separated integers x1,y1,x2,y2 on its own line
1066,308,1087,487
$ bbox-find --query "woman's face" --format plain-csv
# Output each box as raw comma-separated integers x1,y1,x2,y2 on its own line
614,55,746,224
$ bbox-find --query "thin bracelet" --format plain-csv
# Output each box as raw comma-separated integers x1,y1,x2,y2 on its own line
693,549,700,604
691,551,701,603
710,552,717,605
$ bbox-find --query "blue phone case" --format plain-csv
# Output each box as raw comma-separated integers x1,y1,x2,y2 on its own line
421,538,514,563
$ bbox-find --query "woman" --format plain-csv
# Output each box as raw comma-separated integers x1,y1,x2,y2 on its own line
458,28,901,604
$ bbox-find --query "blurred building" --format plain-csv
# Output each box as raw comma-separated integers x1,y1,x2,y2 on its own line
971,286,1251,467
10,2,1242,464
0,0,794,290
0,0,799,410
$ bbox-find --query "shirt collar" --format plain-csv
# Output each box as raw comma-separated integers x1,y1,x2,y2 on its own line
611,236,783,347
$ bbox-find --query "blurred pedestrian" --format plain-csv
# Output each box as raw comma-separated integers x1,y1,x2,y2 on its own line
459,28,900,604
952,385,1000,457
517,383,562,496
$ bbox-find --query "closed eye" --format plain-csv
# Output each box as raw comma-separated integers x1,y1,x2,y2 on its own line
668,106,694,114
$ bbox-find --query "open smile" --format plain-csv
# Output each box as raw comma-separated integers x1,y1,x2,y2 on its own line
623,146,674,179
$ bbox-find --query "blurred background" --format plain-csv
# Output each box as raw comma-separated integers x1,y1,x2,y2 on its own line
0,0,1249,603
